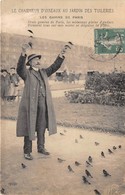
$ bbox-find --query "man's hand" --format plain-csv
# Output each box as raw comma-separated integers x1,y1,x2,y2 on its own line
22,43,30,56
59,42,73,58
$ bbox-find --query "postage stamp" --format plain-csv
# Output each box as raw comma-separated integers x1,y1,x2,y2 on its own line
94,28,125,54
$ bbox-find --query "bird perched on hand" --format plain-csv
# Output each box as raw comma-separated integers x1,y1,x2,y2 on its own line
86,161,93,167
95,142,99,146
88,156,93,163
108,149,113,154
85,169,93,178
103,169,111,177
75,161,81,166
113,146,117,150
80,135,83,139
94,189,101,195
68,165,74,172
57,158,66,163
101,151,105,158
21,163,26,168
82,176,91,184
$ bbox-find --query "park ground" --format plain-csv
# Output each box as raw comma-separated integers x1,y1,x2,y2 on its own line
1,80,125,195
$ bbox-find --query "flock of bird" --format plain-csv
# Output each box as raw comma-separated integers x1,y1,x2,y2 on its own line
57,130,122,195
1,129,122,195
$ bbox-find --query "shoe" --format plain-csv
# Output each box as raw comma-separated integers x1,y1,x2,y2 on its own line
38,148,50,155
24,153,33,160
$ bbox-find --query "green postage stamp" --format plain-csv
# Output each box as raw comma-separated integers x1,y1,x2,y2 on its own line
94,28,125,54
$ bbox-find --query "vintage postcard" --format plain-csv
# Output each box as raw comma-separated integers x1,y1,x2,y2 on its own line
1,0,125,195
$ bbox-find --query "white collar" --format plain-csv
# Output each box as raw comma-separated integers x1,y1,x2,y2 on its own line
32,67,39,71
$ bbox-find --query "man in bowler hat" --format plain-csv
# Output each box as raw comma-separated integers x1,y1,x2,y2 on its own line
16,42,71,160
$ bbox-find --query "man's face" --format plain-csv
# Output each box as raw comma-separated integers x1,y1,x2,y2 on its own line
30,57,41,69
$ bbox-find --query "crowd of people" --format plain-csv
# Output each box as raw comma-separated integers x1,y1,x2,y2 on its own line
1,67,20,102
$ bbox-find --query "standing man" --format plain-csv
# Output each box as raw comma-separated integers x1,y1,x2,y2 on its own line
16,43,70,160
9,67,19,100
1,69,11,101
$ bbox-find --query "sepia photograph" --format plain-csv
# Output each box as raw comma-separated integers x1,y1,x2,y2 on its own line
0,0,125,194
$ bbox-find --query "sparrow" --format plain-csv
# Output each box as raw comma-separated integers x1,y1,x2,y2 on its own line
118,145,122,148
88,156,92,163
101,151,105,157
57,158,66,163
21,163,26,168
28,29,34,34
94,189,101,195
85,169,93,178
113,146,117,150
68,165,74,172
75,139,78,143
1,188,5,194
108,149,113,154
75,161,81,166
86,161,93,167
103,169,111,177
60,133,65,136
80,135,83,139
82,176,91,184
95,142,99,146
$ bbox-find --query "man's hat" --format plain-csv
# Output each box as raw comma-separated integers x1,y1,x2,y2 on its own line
26,54,41,66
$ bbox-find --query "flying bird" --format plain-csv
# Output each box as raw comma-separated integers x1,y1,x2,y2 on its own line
82,176,91,184
88,156,92,163
95,142,99,146
57,158,66,163
103,169,111,177
94,189,101,195
68,165,74,172
80,135,83,139
75,161,81,166
60,133,65,136
113,146,117,150
1,188,5,194
86,161,93,167
108,149,113,154
101,151,105,158
21,163,26,169
28,29,34,34
85,169,93,178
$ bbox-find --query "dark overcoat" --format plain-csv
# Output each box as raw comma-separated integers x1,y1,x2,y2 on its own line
16,54,64,140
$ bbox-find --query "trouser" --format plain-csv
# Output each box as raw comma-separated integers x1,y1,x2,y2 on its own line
23,94,48,154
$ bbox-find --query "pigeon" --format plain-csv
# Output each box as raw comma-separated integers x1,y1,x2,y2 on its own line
80,135,83,139
57,158,66,163
68,165,74,172
88,156,92,163
75,139,78,143
103,169,111,177
75,161,81,166
85,169,93,178
86,161,93,167
101,151,105,158
94,189,101,195
118,145,122,148
1,188,5,194
95,142,99,146
82,176,91,184
28,29,34,34
113,146,117,150
108,149,113,154
60,133,65,136
21,163,26,168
